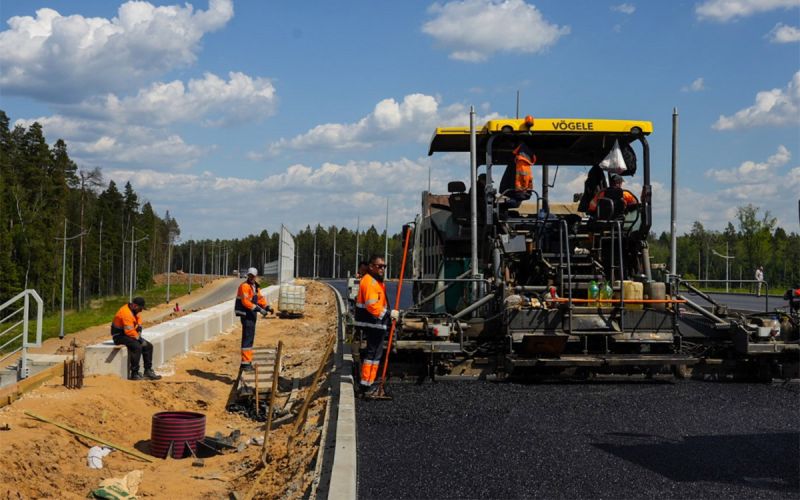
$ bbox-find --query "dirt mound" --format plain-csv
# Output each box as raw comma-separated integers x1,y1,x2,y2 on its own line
0,281,336,499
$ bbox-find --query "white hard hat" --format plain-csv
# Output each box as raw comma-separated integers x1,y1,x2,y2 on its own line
247,267,258,277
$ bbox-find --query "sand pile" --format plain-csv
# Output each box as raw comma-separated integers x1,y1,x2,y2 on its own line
0,280,336,499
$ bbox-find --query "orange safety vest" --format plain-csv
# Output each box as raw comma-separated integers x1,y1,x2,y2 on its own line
111,304,142,338
514,150,534,192
588,188,637,213
235,281,268,318
354,273,388,331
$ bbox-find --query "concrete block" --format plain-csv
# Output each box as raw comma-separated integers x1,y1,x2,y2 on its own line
85,341,128,378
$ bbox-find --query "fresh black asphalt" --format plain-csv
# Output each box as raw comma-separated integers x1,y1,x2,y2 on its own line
356,380,799,499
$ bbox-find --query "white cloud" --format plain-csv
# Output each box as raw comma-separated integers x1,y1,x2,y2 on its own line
611,4,637,14
422,0,570,62
706,145,791,182
695,0,800,22
689,145,800,230
713,71,800,129
105,156,446,238
69,72,277,127
682,77,706,92
0,0,234,102
257,94,499,157
767,23,800,42
15,115,208,169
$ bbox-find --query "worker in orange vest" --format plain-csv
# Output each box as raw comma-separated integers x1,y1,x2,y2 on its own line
500,142,535,210
111,297,161,380
588,173,638,216
234,267,272,371
355,255,398,397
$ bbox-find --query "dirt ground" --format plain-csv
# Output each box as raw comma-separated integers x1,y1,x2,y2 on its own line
0,279,337,499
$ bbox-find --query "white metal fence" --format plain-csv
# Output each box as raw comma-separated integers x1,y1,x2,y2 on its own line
0,289,44,380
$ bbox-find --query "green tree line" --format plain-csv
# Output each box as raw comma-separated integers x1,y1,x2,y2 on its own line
0,110,180,308
648,204,800,291
171,224,409,281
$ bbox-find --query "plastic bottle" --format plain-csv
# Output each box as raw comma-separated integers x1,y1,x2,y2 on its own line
603,282,613,307
588,280,599,307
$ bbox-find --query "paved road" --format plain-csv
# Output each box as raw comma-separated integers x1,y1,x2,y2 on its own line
706,292,790,313
149,277,239,322
357,380,800,499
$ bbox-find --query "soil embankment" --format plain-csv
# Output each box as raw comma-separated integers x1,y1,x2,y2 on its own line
0,280,336,499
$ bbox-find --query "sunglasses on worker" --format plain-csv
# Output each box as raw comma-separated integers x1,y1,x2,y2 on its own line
372,263,386,269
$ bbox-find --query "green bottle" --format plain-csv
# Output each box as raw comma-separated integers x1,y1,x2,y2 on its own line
589,280,599,307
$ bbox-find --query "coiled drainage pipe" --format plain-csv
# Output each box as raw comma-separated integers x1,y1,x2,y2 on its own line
150,411,206,459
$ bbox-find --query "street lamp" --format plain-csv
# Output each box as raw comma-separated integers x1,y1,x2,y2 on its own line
55,218,88,339
125,226,148,303
166,231,177,303
712,242,735,293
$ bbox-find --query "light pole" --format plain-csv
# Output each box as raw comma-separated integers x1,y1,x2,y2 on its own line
332,226,337,279
354,216,360,275
313,227,318,279
56,218,88,339
384,198,389,264
188,240,193,294
712,242,734,293
125,226,148,303
166,231,176,303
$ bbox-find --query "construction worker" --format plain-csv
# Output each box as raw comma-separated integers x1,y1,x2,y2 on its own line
500,142,535,209
783,284,800,315
588,173,638,216
234,267,272,371
111,297,161,380
355,254,398,397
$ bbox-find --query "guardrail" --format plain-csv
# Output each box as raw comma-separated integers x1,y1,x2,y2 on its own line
0,290,44,380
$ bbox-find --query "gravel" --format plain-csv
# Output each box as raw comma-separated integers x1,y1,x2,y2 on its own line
356,379,800,499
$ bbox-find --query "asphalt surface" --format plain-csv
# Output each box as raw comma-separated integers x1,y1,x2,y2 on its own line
356,380,800,499
706,292,790,313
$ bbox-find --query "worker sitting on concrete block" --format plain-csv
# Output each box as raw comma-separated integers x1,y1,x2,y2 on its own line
111,297,161,381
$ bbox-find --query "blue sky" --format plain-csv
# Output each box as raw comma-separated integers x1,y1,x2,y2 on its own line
1,0,798,240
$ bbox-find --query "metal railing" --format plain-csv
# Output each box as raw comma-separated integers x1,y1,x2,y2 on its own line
0,290,44,380
675,278,770,312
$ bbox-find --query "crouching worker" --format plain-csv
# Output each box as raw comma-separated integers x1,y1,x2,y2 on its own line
235,267,273,372
355,255,399,397
111,297,161,381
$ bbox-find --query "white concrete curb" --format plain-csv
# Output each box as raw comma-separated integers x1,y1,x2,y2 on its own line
315,282,357,500
84,285,280,377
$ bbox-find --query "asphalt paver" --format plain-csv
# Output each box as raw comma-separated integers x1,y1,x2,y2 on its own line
357,380,800,499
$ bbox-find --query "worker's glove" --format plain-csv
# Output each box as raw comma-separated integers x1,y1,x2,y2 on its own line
136,325,143,335
390,309,400,321
265,305,274,315
254,305,268,317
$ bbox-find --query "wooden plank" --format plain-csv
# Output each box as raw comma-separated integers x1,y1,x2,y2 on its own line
24,411,154,462
0,364,63,409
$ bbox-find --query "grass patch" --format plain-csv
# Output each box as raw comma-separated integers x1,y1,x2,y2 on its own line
1,283,203,355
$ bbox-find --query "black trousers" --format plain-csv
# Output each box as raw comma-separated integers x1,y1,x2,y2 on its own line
240,317,256,363
363,327,385,364
112,335,154,373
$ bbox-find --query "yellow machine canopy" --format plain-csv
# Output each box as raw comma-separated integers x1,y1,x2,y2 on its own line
429,117,653,166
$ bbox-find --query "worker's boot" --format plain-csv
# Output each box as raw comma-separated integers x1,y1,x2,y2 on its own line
143,369,162,380
129,371,143,381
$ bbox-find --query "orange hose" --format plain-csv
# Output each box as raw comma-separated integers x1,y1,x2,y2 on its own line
379,226,412,390
545,298,686,304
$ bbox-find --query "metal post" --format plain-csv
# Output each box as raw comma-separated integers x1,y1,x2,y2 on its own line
670,107,678,276
188,240,193,294
313,228,317,279
332,226,337,279
469,106,478,300
201,243,206,285
384,199,389,264
355,216,360,275
129,226,135,302
60,218,67,340
166,235,173,303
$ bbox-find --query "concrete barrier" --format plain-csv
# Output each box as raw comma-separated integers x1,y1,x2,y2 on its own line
84,285,280,378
